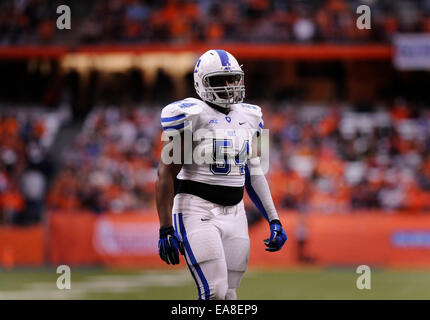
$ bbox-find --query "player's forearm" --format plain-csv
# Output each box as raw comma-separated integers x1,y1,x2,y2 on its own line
245,157,279,223
156,136,184,228
155,168,175,228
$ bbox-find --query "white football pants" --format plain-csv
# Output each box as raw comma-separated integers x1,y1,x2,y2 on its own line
172,193,250,300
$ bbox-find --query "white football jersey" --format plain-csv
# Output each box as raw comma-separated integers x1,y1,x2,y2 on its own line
160,97,263,187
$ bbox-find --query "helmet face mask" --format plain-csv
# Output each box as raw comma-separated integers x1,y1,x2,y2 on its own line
194,50,245,108
203,72,245,104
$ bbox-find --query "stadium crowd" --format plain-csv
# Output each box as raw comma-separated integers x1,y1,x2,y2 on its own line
46,100,430,215
1,0,430,223
1,0,430,45
47,106,160,214
266,100,430,213
0,108,67,225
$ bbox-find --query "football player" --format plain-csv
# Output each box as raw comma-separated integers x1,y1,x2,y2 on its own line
155,49,287,300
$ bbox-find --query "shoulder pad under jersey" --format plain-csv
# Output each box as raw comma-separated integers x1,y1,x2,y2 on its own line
160,98,203,132
239,103,264,132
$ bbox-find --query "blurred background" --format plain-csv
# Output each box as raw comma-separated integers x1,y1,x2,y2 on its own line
1,0,430,299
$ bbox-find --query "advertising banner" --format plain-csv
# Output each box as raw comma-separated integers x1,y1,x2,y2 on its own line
393,34,430,70
46,211,430,268
48,211,163,267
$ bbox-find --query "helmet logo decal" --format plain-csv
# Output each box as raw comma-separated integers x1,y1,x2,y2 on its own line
194,58,201,73
179,102,195,108
214,49,231,68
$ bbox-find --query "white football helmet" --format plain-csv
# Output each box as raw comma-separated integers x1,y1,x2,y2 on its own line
193,49,245,108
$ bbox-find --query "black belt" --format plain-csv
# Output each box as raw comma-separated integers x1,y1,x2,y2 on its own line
174,178,244,206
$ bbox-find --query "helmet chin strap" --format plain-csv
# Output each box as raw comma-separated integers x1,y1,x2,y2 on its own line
209,90,240,108
211,98,233,109
202,91,232,108
206,100,231,114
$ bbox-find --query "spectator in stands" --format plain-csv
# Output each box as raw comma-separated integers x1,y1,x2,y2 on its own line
49,97,430,215
0,109,61,225
1,0,430,45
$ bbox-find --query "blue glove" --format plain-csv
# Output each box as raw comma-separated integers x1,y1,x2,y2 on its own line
264,219,287,252
158,226,185,265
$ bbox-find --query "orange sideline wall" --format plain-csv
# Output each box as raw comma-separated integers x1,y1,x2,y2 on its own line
0,225,44,267
2,212,430,268
47,211,162,268
251,213,430,268
44,211,430,268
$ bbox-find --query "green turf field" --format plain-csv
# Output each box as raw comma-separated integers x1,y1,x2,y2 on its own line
1,267,430,300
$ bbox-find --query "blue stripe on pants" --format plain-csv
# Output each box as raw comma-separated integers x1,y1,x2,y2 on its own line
174,213,202,299
178,213,210,300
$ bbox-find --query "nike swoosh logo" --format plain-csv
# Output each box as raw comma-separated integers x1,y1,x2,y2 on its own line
201,218,210,221
239,122,247,125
